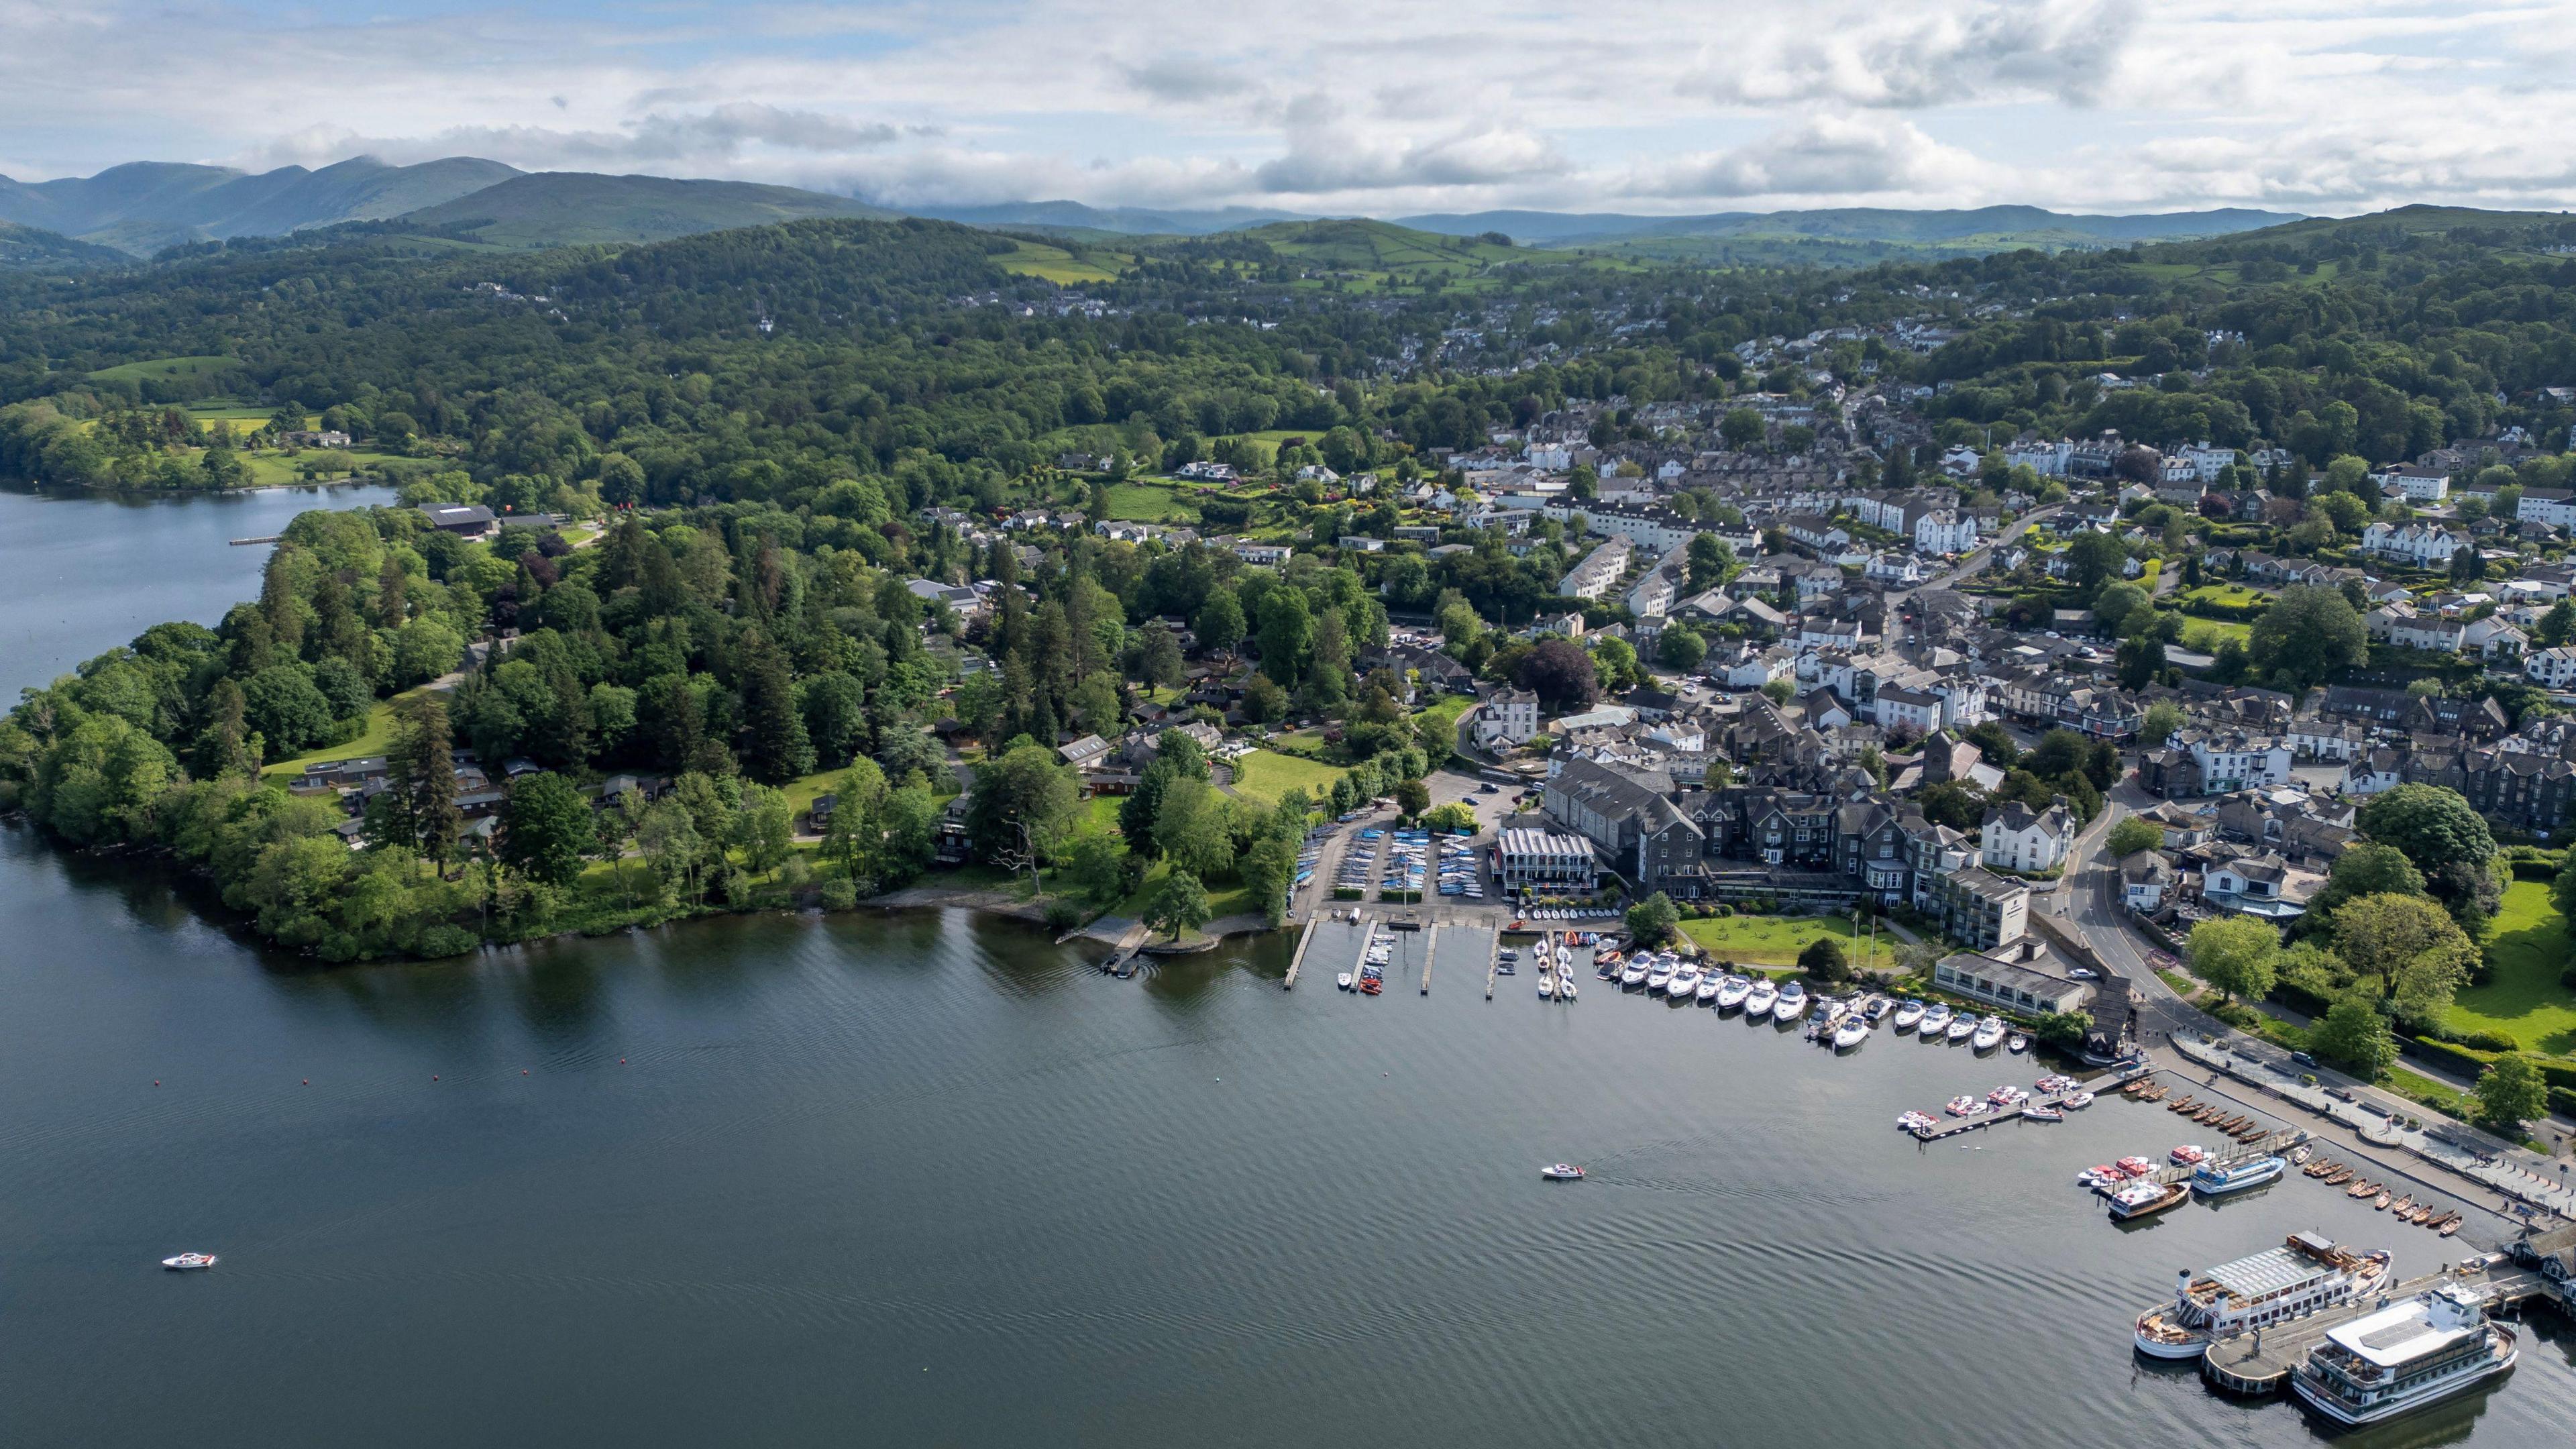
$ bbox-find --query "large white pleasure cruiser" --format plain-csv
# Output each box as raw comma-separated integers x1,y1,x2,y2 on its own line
1772,981,1809,1023
1743,979,1780,1018
2133,1231,2391,1360
2290,1285,2516,1426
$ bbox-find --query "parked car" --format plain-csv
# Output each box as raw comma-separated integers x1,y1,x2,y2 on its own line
2292,1051,2318,1069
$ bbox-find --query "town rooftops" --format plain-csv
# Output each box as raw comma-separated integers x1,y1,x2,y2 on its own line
417,503,495,531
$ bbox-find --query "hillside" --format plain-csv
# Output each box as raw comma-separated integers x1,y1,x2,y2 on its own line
2143,204,2576,262
1219,217,1595,288
0,156,520,254
394,172,898,246
915,199,1305,235
0,220,130,271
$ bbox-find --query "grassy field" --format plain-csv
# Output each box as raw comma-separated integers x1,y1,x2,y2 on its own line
2180,582,2271,610
87,356,237,384
1415,693,1472,740
2180,618,2253,651
1118,858,1260,927
1230,749,1344,807
258,700,403,778
2445,881,2576,1055
1677,913,1889,971
996,239,1127,285
239,447,417,486
1103,482,1202,523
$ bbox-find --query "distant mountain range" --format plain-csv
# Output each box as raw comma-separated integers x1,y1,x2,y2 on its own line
0,157,2311,267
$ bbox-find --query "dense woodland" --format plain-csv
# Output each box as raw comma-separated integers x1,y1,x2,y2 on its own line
12,208,2576,959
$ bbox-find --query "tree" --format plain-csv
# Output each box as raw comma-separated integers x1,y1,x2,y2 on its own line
2355,784,2500,926
739,633,814,784
1193,587,1245,657
1514,637,1599,712
1394,777,1431,819
2310,997,2398,1076
734,782,795,878
391,692,459,869
2092,581,2149,636
1798,934,1849,982
2139,700,2185,748
2186,916,2280,1002
1144,868,1212,942
241,665,335,755
2307,842,2426,923
1241,672,1288,723
967,743,1081,883
1136,622,1186,689
2106,815,2163,859
2247,584,2367,690
1918,780,1985,831
1719,408,1764,449
1658,625,1707,672
1626,892,1680,948
1152,777,1236,880
2065,531,2127,594
1256,588,1313,684
2472,1053,2550,1134
1686,532,1735,590
2555,849,2576,924
2332,892,2477,1024
498,772,592,887
2114,635,2165,690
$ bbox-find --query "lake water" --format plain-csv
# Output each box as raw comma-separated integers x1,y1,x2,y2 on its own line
3,484,2571,1448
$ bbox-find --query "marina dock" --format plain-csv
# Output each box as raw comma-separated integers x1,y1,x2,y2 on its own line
2197,1263,2553,1394
1420,924,1437,996
1282,917,1318,990
1909,1065,2159,1142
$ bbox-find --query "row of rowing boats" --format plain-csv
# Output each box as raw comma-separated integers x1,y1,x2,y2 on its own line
2302,1157,2465,1234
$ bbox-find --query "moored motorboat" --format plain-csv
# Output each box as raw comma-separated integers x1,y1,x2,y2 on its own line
1336,972,1354,991
2192,1154,2289,1197
2006,1033,2029,1054
2061,1090,2095,1109
1891,1000,1926,1032
1772,981,1809,1023
1970,1016,2007,1051
1944,1014,1976,1043
1666,965,1701,999
1538,974,1554,999
1917,1002,1953,1038
1714,975,1752,1010
1620,958,1650,989
1694,972,1721,1004
1744,980,1779,1018
1832,1016,1868,1050
2023,1104,2063,1122
1645,958,1676,993
2289,1285,2516,1426
2107,1179,2190,1220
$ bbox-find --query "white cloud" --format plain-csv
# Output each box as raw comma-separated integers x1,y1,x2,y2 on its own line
7,0,2576,217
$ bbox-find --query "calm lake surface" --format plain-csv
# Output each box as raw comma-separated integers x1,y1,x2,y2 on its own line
3,484,2571,1447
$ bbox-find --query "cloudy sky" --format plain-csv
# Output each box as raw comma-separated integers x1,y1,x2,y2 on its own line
3,0,2570,217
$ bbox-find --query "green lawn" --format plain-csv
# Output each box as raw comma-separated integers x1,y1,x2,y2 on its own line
239,447,417,486
2445,881,2576,1055
1118,857,1259,925
87,355,237,384
1415,692,1472,740
996,239,1127,285
1103,482,1202,523
259,699,404,778
1230,749,1344,806
1677,913,1888,971
2180,618,2252,650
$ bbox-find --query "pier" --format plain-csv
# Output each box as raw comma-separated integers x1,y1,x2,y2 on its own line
1283,917,1318,990
2197,1263,2554,1395
1910,1065,2162,1142
1484,928,1499,1000
1420,924,1437,996
228,534,282,546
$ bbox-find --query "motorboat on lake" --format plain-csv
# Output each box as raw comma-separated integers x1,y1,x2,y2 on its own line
1944,1014,1976,1044
1694,972,1722,1004
1891,1000,1925,1032
1832,1016,1868,1051
1744,981,1780,1018
1714,975,1752,1010
1970,1016,2008,1052
1621,958,1651,989
1646,957,1677,994
1541,1164,1586,1181
1666,965,1701,999
1772,981,1809,1023
2006,1033,2030,1054
1336,972,1353,991
2192,1154,2288,1197
160,1253,217,1271
1917,1002,1953,1038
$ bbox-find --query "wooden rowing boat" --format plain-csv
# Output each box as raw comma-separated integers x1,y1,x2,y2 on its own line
2304,1160,2334,1177
2388,1195,2413,1215
2324,1167,2353,1185
2347,1179,2378,1198
2237,1122,2269,1141
2168,1095,2196,1112
2438,1215,2463,1236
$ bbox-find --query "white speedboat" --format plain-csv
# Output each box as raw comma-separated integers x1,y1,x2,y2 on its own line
1714,975,1752,1010
1538,975,1555,1000
2006,1033,2030,1054
1540,1163,1586,1181
1891,1000,1925,1032
1944,1014,1976,1044
161,1253,217,1271
1336,972,1353,991
1832,1016,1868,1051
1666,965,1701,999
1773,981,1809,1023
1918,1002,1953,1038
1971,1016,2008,1052
1694,972,1722,1004
1620,959,1651,989
2062,1090,2095,1109
1646,957,1676,994
1744,980,1780,1018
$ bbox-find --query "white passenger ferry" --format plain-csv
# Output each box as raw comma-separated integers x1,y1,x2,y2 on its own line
2290,1284,2517,1426
2131,1231,2392,1360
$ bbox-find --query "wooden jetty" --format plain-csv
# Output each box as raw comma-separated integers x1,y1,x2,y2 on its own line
228,534,283,546
1282,917,1318,990
1420,923,1438,996
2199,1263,2553,1395
1484,930,1499,1000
